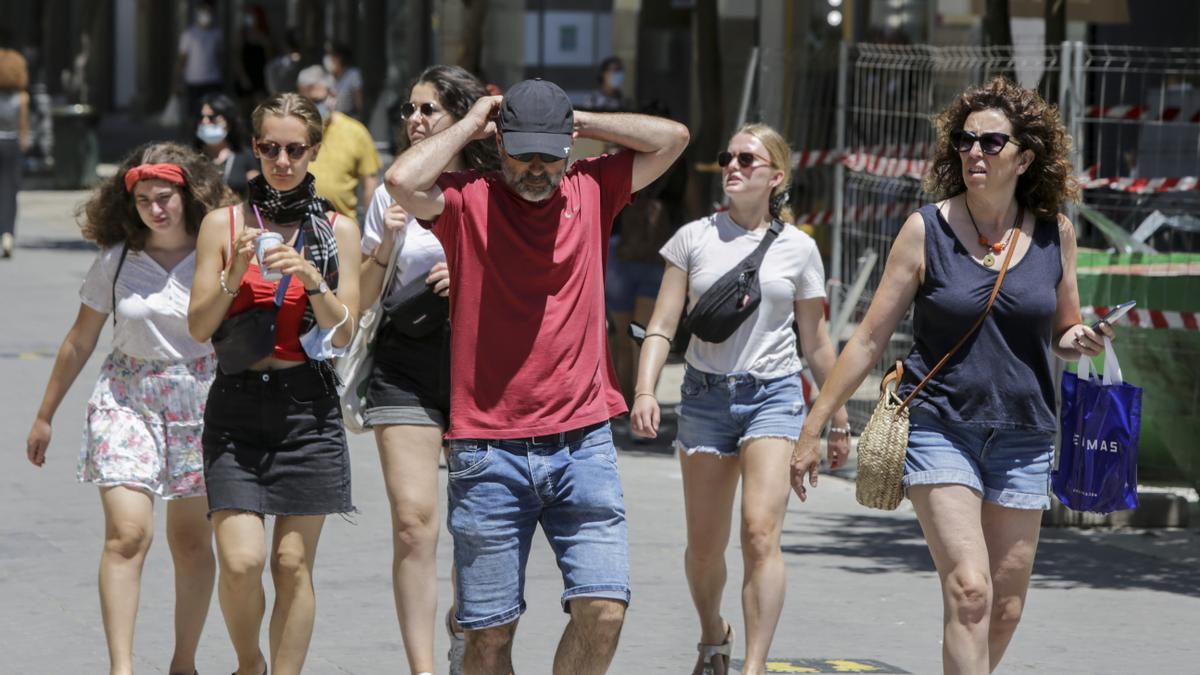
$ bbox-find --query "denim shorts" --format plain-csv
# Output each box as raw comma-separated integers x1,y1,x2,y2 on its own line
902,407,1054,510
446,422,630,630
675,365,806,457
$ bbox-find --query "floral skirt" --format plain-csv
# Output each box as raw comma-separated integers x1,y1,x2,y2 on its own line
77,350,216,499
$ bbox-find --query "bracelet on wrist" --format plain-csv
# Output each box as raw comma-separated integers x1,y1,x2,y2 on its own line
644,332,672,345
828,425,851,436
634,392,657,401
219,270,239,296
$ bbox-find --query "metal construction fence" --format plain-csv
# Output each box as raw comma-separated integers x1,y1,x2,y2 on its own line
803,43,1200,486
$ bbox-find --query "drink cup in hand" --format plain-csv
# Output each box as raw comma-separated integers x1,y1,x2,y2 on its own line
256,232,284,281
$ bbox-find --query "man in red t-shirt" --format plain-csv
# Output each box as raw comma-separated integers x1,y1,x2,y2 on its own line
386,78,688,673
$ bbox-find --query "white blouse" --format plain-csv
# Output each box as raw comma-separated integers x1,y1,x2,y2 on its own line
79,246,213,361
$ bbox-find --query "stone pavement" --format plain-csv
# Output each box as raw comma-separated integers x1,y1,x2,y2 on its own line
2,191,1199,674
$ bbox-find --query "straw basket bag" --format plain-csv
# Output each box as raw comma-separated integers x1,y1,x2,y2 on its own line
854,211,1023,510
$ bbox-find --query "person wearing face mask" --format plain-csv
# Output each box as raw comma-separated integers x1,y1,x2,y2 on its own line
386,77,690,674
298,64,380,218
630,124,849,675
582,56,632,112
26,142,234,675
176,0,224,132
193,93,260,195
324,44,364,121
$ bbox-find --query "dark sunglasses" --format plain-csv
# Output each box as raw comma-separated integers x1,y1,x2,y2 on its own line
507,151,563,164
949,129,1018,155
255,141,312,161
400,102,442,119
717,151,768,168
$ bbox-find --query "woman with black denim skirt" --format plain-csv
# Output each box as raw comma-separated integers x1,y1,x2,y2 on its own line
187,92,361,675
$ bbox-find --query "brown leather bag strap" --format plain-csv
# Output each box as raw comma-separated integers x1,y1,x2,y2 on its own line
899,207,1024,410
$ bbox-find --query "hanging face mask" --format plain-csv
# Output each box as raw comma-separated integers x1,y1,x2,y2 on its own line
607,70,625,89
196,123,228,146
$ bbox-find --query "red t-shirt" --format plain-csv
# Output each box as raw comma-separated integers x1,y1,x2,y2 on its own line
424,152,634,439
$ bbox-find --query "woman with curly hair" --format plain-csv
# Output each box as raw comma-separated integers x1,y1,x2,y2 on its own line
791,77,1115,673
357,64,499,675
188,92,361,675
25,142,233,675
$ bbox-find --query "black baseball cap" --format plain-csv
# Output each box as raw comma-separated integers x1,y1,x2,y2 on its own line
498,79,574,160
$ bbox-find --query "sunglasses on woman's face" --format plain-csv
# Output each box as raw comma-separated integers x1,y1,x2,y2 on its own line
255,141,312,161
717,151,768,169
950,129,1017,155
507,151,562,164
400,102,442,119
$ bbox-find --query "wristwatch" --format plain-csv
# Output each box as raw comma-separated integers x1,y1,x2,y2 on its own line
305,280,330,296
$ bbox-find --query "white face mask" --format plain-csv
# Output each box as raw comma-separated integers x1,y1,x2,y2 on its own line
196,9,213,28
607,71,624,89
323,56,336,74
196,123,227,146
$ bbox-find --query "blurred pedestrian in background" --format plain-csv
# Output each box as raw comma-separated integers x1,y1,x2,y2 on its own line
298,65,380,218
582,56,632,112
325,44,364,121
26,142,232,675
236,4,272,119
193,93,259,196
189,92,361,675
358,63,500,675
0,27,28,258
630,124,849,675
176,0,224,130
265,29,304,96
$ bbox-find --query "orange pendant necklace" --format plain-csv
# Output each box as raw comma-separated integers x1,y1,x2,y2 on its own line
965,201,1019,267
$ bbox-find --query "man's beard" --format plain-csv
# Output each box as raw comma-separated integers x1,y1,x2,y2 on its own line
502,164,564,201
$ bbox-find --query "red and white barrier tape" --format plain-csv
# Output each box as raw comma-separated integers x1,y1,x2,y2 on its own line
794,201,919,226
1086,306,1198,331
1084,105,1200,123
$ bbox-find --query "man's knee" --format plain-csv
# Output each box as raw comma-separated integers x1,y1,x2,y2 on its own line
465,622,517,656
569,598,626,641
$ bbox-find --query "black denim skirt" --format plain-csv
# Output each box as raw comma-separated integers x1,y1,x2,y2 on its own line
202,363,353,516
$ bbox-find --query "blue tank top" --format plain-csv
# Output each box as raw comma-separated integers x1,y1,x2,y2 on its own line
897,203,1062,432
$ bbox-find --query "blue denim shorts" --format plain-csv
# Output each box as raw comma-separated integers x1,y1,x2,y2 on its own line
902,407,1054,510
675,365,806,457
446,423,630,630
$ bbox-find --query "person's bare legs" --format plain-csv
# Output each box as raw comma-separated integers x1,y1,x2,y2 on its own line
679,450,741,674
98,486,154,675
553,598,627,675
464,620,517,675
164,496,215,675
268,514,326,675
212,510,268,675
981,503,1042,670
908,485,991,675
737,437,794,675
376,423,445,674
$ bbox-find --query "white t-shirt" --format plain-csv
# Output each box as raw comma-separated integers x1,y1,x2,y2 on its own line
660,213,826,378
79,246,213,361
334,67,364,114
178,27,223,85
361,184,446,294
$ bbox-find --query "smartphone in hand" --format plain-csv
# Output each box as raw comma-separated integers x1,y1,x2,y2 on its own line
1091,300,1136,330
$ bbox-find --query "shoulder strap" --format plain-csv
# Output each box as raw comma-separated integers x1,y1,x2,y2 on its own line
225,205,236,271
272,227,305,308
899,208,1023,410
111,243,130,328
741,219,786,269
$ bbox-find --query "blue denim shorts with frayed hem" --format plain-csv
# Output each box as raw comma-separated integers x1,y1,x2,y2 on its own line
674,365,806,458
902,406,1054,510
446,423,630,630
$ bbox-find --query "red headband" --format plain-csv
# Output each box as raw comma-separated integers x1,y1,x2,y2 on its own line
124,163,186,192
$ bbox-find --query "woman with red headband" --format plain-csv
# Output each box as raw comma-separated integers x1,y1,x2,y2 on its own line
26,142,233,675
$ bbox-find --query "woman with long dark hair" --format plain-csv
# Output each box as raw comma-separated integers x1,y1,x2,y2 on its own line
192,92,259,195
357,63,499,675
188,92,361,675
27,142,232,675
793,77,1114,673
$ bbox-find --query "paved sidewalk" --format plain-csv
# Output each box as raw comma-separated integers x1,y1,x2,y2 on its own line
2,191,1199,673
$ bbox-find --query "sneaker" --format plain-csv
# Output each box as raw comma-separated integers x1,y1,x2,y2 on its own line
446,608,465,675
1,232,12,258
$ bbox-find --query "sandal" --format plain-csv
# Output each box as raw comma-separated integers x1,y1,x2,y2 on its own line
692,622,734,675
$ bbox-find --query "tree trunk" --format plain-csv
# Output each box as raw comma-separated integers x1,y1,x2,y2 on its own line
1041,0,1067,97
458,0,488,77
693,0,722,209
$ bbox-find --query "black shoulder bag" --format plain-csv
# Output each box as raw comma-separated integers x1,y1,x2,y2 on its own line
381,271,449,339
681,219,785,344
211,227,305,375
110,243,130,327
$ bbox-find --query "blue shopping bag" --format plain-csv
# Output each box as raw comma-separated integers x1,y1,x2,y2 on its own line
1053,337,1142,514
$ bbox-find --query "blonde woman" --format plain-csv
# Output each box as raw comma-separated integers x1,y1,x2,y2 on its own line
631,124,849,675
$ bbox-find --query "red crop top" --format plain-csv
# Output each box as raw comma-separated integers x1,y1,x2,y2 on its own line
223,206,338,362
